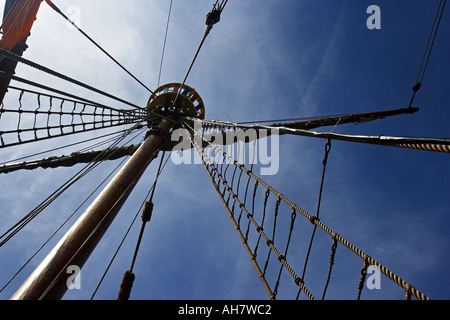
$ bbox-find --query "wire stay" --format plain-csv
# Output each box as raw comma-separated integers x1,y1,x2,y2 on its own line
0,47,145,111
408,0,447,107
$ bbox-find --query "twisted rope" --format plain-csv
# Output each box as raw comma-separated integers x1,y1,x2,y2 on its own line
184,119,431,300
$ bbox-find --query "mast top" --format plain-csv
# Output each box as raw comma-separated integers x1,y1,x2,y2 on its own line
146,82,205,123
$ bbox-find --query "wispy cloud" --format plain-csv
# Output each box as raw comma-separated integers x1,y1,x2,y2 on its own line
1,0,448,301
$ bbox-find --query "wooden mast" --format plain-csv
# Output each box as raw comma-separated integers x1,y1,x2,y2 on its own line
0,0,43,104
10,118,173,300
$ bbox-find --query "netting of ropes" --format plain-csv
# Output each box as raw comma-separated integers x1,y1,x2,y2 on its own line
0,86,141,148
0,0,448,300
183,118,434,300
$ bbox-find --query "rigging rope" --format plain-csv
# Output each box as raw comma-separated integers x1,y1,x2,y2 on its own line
408,0,447,107
272,126,450,153
0,46,146,111
0,151,132,294
190,105,419,132
6,85,137,115
0,122,145,248
91,150,171,300
3,0,444,300
117,151,168,300
157,0,173,87
44,0,154,94
183,119,430,300
0,87,141,149
194,118,450,153
0,72,139,116
170,1,228,110
0,126,143,166
27,121,164,300
300,139,331,294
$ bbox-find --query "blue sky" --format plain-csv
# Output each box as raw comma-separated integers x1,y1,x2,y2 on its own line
0,0,449,300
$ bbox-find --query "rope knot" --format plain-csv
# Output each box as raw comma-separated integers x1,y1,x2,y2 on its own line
295,277,304,286
404,283,413,300
331,231,339,240
309,216,319,225
362,253,371,264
